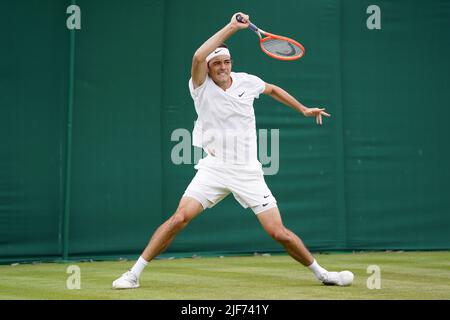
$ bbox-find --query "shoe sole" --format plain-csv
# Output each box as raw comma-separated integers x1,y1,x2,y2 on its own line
112,283,140,290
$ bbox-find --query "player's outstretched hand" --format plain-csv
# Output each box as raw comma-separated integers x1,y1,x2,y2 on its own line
303,108,331,125
231,12,250,30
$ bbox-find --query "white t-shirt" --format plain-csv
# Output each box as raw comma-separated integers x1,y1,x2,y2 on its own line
188,72,266,165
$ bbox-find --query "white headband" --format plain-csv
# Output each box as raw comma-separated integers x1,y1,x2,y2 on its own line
206,48,231,63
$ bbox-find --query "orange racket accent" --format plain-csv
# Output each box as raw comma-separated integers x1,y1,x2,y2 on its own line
236,14,305,61
259,33,305,61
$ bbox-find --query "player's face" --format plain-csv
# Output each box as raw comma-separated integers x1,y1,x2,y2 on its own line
208,56,232,87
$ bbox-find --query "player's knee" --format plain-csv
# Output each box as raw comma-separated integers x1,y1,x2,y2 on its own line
269,227,290,243
170,207,190,231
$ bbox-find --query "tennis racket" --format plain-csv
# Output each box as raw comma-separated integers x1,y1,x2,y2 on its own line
236,14,304,61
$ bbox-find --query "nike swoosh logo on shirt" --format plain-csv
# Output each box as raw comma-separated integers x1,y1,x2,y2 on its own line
264,195,270,198
238,91,245,97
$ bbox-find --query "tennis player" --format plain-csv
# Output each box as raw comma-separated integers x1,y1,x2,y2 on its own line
113,12,353,289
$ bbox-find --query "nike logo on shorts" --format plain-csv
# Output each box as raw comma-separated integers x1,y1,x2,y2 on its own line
263,195,270,198
262,203,269,207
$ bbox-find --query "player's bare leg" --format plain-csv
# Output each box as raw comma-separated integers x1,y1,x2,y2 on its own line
256,207,353,286
112,196,203,289
141,196,204,261
256,207,314,266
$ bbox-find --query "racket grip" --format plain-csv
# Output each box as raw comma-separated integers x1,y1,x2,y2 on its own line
236,14,258,32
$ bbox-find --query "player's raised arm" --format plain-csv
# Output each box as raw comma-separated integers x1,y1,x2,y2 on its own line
191,12,249,89
263,83,331,125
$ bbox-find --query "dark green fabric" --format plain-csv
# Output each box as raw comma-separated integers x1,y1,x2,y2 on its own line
1,0,449,263
0,0,68,261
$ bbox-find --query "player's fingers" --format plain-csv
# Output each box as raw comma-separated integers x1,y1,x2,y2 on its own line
238,13,250,23
319,114,322,125
233,12,248,25
321,111,331,117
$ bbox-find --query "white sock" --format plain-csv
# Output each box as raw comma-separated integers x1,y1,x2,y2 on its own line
307,259,328,281
130,256,148,278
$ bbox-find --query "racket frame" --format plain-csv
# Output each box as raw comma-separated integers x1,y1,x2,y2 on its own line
257,29,305,61
236,14,305,61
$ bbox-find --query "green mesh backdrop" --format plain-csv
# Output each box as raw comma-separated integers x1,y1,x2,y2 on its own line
1,0,449,263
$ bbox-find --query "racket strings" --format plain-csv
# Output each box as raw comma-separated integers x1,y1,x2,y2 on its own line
262,39,303,58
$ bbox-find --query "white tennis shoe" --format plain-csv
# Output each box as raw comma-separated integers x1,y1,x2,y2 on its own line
112,271,140,289
321,271,354,286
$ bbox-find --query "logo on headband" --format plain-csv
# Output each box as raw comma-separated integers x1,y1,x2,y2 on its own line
206,48,231,63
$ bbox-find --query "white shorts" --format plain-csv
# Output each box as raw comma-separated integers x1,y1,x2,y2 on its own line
183,156,277,214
